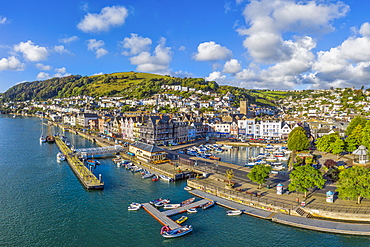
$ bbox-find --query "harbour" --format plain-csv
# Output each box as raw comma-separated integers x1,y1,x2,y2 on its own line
1,115,370,247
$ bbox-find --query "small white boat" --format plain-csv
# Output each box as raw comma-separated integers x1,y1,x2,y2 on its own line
40,136,46,143
187,208,197,213
154,199,170,207
163,203,181,210
159,175,173,182
142,173,154,178
184,186,192,191
56,152,66,162
227,210,242,216
223,145,233,148
128,202,141,211
161,225,193,238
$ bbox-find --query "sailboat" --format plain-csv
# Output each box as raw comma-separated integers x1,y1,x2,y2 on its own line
39,117,46,143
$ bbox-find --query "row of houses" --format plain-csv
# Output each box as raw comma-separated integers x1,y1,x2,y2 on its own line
58,112,329,145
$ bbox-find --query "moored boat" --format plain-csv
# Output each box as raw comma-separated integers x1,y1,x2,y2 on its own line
175,216,188,224
181,197,195,206
183,186,192,191
128,202,141,211
202,200,215,210
187,208,197,213
56,152,65,162
159,175,173,182
86,159,100,166
209,155,221,161
163,203,181,210
152,175,159,181
227,210,243,216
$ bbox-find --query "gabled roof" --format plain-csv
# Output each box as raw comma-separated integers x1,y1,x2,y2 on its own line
130,141,165,153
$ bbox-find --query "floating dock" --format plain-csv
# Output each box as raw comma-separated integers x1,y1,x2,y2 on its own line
164,199,210,216
142,203,181,230
55,136,104,190
142,198,210,230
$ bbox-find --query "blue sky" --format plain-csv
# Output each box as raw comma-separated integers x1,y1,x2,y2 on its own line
1,0,370,92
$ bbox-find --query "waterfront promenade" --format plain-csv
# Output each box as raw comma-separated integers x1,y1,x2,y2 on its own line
56,126,370,234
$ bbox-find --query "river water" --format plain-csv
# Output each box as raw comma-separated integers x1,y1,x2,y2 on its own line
0,115,369,247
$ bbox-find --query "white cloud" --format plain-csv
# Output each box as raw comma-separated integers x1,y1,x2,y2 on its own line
77,5,129,33
223,59,242,74
54,45,71,54
238,0,349,64
130,38,172,74
359,22,370,37
36,63,52,71
55,67,67,74
59,36,79,44
194,41,232,61
92,72,104,76
0,16,7,24
205,71,226,82
179,46,186,51
121,33,152,56
0,56,25,71
37,72,51,80
87,39,108,58
13,40,49,62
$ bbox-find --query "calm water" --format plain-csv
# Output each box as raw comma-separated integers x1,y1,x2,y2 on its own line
0,115,369,247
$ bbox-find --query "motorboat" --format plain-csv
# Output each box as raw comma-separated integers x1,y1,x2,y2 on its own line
163,203,181,210
226,210,243,216
175,216,188,224
152,175,159,181
181,197,195,206
86,159,100,166
150,198,163,205
183,186,192,191
161,225,193,238
40,135,46,143
142,172,154,179
187,208,197,213
209,155,221,161
56,152,66,162
244,162,256,167
159,175,173,182
154,199,170,207
202,200,215,210
128,202,141,211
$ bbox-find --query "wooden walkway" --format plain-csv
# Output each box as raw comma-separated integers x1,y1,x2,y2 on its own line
189,189,272,219
164,199,210,216
142,203,181,230
55,136,104,190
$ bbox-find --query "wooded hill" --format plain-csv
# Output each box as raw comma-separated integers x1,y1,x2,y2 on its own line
0,72,291,106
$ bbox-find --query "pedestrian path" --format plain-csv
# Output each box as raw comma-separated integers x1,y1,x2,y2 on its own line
189,189,272,219
272,214,370,235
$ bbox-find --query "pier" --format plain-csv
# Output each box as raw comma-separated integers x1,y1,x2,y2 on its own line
142,198,210,230
74,145,124,159
142,203,181,230
55,136,104,190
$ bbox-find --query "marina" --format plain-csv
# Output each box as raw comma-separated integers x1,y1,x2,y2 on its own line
2,116,370,246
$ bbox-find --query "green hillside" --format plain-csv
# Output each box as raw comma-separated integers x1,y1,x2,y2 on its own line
0,71,288,106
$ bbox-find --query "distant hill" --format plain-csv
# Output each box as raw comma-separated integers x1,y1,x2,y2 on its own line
0,72,291,106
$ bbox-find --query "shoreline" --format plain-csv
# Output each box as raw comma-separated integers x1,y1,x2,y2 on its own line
53,122,370,235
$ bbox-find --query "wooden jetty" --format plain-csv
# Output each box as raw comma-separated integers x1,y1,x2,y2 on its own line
164,199,210,217
142,198,210,230
189,189,272,219
142,203,181,230
55,136,104,190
